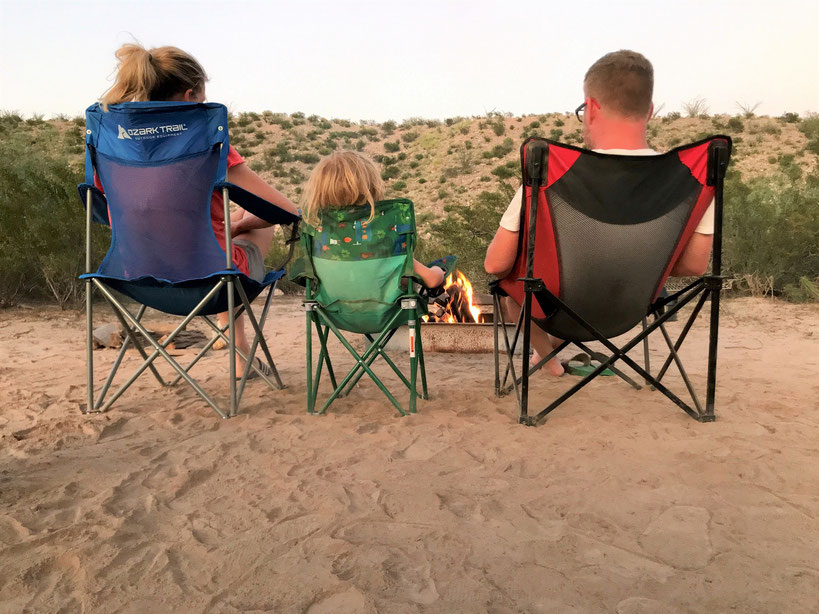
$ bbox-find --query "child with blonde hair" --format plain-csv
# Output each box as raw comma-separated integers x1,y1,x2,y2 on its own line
302,151,445,288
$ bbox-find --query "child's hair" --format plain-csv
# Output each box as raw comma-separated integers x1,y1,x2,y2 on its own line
301,151,385,226
101,43,208,109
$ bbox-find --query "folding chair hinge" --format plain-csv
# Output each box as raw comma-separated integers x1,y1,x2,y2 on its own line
519,277,547,293
400,298,418,310
488,279,506,296
703,275,724,291
303,301,318,312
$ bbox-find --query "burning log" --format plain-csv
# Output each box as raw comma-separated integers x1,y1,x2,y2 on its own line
424,270,485,323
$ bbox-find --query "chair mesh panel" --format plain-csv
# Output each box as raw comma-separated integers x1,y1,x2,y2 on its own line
95,147,227,282
546,181,699,341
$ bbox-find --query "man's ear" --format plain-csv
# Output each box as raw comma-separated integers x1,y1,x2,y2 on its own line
183,89,195,102
587,97,598,124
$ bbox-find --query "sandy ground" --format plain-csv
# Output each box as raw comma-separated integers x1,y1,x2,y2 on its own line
0,297,817,613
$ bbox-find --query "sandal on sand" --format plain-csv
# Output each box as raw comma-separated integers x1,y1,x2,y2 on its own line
237,357,272,380
561,353,615,377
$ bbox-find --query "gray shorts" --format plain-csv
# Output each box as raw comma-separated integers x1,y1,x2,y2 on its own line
234,239,266,282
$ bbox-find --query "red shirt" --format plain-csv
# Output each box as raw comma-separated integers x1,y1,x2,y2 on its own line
211,146,250,276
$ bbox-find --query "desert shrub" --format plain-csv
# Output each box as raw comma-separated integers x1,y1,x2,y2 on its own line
409,161,420,169
426,189,510,290
334,119,352,127
273,141,292,162
382,120,397,135
360,126,379,141
682,97,709,118
401,130,419,143
437,189,449,200
291,112,305,120
482,138,515,159
480,175,491,182
294,152,320,164
662,111,681,123
727,117,744,132
554,118,564,127
355,139,366,151
780,112,800,123
491,160,518,180
381,166,400,180
391,180,407,191
0,131,108,307
798,114,819,154
527,121,541,129
723,168,819,300
384,140,400,153
418,178,427,184
549,128,564,140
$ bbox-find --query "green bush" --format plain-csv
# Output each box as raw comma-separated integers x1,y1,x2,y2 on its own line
426,189,510,290
401,131,419,143
723,168,819,300
727,117,744,132
391,180,407,191
384,140,400,153
381,166,400,180
0,128,108,307
294,152,320,164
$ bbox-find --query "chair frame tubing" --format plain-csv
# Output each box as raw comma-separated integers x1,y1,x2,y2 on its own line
84,187,284,419
304,281,427,417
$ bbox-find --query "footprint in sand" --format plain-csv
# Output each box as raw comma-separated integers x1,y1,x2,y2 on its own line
306,587,376,614
616,596,679,614
638,505,713,570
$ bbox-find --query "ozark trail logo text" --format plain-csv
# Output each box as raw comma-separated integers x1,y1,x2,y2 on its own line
117,123,188,140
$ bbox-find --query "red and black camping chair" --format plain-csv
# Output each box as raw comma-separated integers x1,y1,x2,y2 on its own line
492,136,732,426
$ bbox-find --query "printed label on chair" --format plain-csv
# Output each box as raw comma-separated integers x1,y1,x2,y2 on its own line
409,330,416,357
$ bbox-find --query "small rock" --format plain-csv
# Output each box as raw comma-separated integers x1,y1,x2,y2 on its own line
92,323,123,348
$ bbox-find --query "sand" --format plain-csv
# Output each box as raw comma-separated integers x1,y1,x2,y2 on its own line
0,297,817,613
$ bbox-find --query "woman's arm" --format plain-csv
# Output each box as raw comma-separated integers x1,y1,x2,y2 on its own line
227,162,299,234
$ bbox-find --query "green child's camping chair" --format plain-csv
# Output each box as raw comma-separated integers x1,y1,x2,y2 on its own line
293,198,431,416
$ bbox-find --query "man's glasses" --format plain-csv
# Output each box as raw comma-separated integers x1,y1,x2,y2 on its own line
575,102,586,123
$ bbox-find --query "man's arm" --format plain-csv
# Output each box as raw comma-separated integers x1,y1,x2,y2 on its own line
670,232,713,276
484,227,519,279
228,162,299,234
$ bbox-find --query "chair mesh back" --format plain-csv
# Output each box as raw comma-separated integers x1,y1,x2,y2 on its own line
548,180,699,339
500,138,723,342
95,147,227,282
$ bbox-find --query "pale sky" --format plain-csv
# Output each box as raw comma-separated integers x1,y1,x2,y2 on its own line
1,0,817,121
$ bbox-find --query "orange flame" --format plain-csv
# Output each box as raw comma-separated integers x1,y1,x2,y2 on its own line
424,270,483,323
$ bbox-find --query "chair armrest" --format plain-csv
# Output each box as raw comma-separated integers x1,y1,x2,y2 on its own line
77,184,110,226
215,181,301,226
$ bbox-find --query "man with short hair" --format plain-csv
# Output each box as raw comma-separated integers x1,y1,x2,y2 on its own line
484,50,714,376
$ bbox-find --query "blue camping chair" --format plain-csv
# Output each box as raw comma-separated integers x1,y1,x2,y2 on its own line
78,101,300,418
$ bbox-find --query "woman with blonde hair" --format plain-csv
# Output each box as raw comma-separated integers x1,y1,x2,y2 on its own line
301,151,444,288
101,43,298,374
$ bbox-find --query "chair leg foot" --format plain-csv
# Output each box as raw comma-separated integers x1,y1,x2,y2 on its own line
698,414,716,423
518,415,535,426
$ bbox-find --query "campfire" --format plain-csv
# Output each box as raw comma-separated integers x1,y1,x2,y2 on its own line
424,270,486,324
